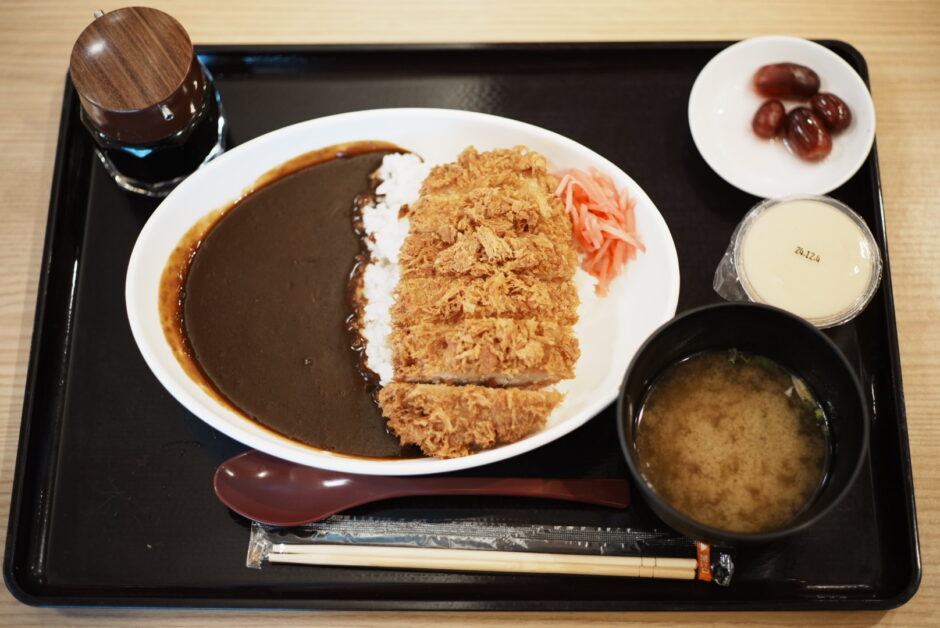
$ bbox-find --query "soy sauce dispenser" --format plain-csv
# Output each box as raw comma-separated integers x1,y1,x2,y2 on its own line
69,7,227,197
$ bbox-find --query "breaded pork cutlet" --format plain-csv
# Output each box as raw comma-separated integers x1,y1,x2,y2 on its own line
375,146,582,458
409,147,571,243
392,274,579,325
379,383,563,458
398,229,578,281
409,182,571,243
391,318,579,386
418,146,557,195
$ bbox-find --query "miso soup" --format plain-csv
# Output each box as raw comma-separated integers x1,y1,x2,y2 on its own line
635,350,829,534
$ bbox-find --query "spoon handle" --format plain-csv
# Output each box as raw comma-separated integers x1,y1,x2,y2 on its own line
388,478,630,508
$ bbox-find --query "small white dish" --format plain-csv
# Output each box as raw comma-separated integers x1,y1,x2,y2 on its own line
688,36,876,198
126,108,680,476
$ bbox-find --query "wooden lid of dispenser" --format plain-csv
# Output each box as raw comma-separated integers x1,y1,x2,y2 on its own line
69,7,205,144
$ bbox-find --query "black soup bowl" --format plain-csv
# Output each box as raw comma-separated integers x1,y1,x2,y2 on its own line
617,302,869,545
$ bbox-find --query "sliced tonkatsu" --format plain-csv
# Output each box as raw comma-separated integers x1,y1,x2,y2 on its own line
390,318,579,387
398,229,578,280
378,383,563,459
409,182,572,243
377,146,582,458
391,273,579,326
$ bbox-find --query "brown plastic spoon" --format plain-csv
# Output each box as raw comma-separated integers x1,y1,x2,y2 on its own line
214,450,630,526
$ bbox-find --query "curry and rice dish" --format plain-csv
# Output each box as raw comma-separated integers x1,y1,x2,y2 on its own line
160,142,413,457
160,142,608,459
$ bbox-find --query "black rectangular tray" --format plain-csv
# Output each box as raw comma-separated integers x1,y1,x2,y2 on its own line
4,42,920,611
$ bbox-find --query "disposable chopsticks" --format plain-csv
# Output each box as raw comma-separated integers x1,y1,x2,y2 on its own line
268,544,698,579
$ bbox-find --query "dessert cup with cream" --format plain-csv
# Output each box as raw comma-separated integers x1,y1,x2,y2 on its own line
714,195,882,328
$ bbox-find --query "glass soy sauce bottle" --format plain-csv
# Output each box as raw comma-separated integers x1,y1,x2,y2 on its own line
69,7,227,197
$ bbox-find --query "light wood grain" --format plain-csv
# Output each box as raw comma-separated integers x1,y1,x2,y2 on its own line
0,1,937,626
268,545,698,578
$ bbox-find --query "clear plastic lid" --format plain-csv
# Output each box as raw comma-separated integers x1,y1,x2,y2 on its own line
714,195,883,328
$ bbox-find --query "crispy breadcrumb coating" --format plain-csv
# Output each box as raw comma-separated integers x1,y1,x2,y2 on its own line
379,383,562,458
411,146,570,242
392,273,579,325
390,318,579,386
419,146,555,194
410,184,570,244
398,229,577,280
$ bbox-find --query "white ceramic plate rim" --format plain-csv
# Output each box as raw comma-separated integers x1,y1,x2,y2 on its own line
688,36,876,198
126,108,680,475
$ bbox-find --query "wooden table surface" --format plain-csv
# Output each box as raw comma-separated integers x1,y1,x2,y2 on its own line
1,1,936,625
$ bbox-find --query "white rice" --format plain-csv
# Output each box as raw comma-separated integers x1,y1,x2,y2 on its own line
359,153,431,384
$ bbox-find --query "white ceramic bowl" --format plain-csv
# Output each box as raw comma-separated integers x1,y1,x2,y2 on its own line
688,36,876,198
126,108,680,475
